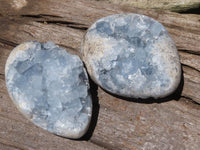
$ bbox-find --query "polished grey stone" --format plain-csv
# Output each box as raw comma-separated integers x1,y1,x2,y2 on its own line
5,41,92,139
81,13,181,99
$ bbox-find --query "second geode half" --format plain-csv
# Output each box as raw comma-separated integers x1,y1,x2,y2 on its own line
81,13,181,99
5,41,92,139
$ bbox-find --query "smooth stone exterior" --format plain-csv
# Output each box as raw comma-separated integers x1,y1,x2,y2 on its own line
5,41,92,139
81,13,181,99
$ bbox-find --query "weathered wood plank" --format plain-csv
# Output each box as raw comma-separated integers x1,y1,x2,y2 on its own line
90,0,200,12
1,0,200,52
0,0,200,149
0,15,200,103
1,0,200,54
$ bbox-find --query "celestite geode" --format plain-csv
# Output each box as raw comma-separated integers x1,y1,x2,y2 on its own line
5,41,92,139
81,13,181,99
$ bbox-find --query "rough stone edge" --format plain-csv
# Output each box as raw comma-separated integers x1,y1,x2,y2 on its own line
5,41,93,139
81,13,182,99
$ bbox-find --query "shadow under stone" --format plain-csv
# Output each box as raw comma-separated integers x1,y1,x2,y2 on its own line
78,78,100,141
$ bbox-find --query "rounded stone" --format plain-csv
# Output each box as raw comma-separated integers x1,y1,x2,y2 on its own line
81,13,181,99
5,41,92,139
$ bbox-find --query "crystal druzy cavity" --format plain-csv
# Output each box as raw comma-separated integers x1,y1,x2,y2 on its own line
81,13,181,99
5,41,92,139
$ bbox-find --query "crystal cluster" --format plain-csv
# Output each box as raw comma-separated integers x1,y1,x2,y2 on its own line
81,13,181,98
5,41,92,139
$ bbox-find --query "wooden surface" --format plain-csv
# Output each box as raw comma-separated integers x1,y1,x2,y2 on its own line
90,0,200,12
0,0,200,149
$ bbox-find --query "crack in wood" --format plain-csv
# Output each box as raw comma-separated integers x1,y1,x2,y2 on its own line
178,5,200,14
182,63,200,73
181,95,200,107
21,14,63,18
36,20,88,30
179,49,200,56
0,38,17,47
21,14,88,30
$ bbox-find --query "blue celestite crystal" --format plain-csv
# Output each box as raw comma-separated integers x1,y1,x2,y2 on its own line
81,13,181,99
5,41,92,139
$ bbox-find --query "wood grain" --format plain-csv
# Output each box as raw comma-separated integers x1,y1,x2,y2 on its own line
0,0,200,149
89,0,200,12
